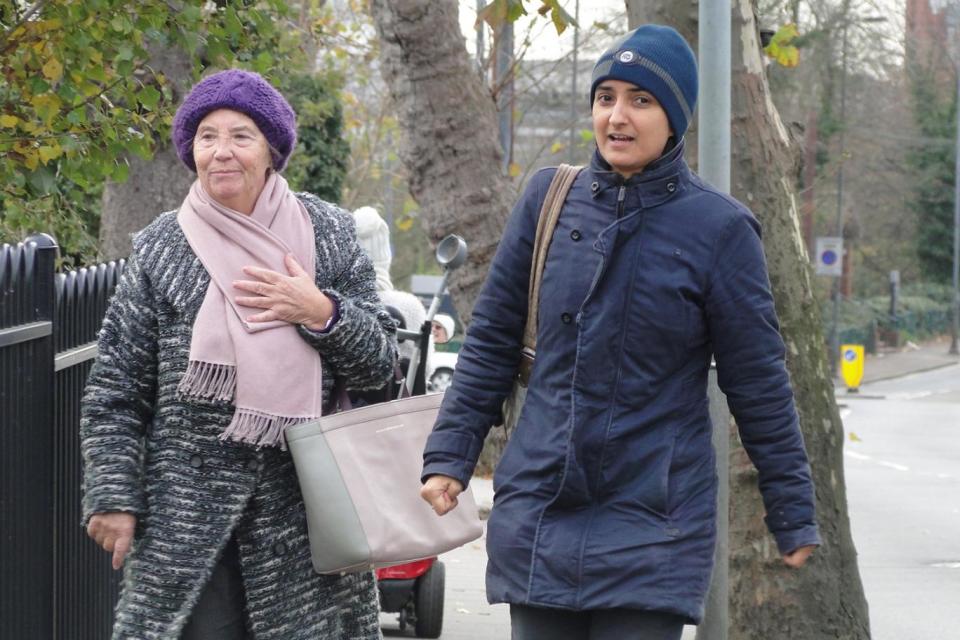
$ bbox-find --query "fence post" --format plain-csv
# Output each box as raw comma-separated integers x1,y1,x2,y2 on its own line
0,233,58,639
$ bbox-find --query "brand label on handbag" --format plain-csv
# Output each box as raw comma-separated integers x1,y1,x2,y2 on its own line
375,424,405,434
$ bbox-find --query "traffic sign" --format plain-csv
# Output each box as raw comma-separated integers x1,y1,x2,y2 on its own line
840,344,864,392
815,237,843,276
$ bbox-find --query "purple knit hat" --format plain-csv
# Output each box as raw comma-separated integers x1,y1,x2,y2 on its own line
172,69,297,172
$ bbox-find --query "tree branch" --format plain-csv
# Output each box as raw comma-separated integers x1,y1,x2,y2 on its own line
0,0,50,49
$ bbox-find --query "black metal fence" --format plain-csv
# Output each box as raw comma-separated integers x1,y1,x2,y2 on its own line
1,234,125,640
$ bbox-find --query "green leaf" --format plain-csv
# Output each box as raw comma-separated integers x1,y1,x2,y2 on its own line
111,161,129,182
26,166,58,195
506,0,527,22
67,109,87,126
28,77,51,94
138,86,161,110
253,51,273,74
225,6,243,39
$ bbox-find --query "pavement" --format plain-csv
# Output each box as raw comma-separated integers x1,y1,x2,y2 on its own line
380,336,958,639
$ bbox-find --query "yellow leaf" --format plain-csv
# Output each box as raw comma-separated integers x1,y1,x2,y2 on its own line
79,81,101,97
22,149,40,170
0,115,20,128
32,19,62,34
777,46,800,68
764,23,801,68
31,94,63,125
42,57,64,82
848,432,862,442
396,216,414,232
508,162,522,178
550,141,565,154
38,143,63,164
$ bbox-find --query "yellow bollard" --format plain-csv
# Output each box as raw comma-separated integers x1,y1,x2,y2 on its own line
840,344,865,393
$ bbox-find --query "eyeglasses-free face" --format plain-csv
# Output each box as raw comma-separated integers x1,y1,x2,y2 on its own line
592,79,673,179
193,109,273,215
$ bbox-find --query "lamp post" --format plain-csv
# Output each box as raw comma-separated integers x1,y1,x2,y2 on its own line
828,10,886,376
568,0,580,164
950,3,960,355
952,57,959,355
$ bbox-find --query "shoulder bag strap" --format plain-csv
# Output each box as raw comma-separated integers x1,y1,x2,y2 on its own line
521,164,583,367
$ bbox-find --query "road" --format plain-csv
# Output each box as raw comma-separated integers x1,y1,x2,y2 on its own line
381,363,960,639
839,363,960,640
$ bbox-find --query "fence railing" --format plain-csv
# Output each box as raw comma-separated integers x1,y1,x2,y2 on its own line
1,234,125,640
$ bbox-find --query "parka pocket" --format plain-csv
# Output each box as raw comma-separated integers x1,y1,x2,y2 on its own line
599,420,679,520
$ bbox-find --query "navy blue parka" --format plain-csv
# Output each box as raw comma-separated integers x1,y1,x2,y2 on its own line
422,142,820,623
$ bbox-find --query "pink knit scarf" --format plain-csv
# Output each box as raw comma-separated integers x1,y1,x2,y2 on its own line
176,173,321,448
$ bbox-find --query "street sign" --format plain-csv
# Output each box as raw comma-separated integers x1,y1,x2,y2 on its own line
815,237,843,276
840,344,864,392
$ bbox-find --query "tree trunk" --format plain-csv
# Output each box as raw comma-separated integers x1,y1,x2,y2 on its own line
368,0,516,326
368,0,518,472
627,1,870,638
99,44,194,261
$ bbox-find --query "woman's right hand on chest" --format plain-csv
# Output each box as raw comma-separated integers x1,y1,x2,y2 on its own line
87,512,136,570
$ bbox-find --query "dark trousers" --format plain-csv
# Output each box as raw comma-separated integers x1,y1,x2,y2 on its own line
510,604,686,640
180,537,252,640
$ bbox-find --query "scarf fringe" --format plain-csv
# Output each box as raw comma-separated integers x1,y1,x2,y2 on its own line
178,361,237,402
219,408,318,450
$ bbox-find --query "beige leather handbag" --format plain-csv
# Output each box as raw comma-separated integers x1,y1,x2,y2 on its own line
285,392,483,574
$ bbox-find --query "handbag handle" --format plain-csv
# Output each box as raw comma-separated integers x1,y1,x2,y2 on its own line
517,164,583,386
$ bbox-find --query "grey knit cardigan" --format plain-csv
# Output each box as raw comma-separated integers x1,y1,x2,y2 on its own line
80,193,397,639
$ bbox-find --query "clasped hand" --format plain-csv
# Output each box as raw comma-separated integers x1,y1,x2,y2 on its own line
420,474,464,516
233,254,333,330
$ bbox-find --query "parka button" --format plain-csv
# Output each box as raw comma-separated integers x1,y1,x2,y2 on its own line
189,455,203,469
273,541,287,556
570,229,582,241
561,313,572,324
246,458,261,472
590,181,599,192
666,182,677,193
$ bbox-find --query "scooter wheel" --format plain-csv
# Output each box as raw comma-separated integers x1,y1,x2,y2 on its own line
413,561,445,638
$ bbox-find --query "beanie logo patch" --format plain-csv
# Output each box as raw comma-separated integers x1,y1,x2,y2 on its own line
617,50,636,63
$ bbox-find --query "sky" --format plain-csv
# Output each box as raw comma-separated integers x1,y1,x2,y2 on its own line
457,0,630,62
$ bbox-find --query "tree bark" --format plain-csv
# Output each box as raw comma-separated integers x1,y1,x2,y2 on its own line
99,44,194,261
368,0,516,327
627,1,870,638
368,0,518,472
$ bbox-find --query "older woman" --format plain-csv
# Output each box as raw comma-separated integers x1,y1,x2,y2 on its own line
420,25,819,640
81,69,395,639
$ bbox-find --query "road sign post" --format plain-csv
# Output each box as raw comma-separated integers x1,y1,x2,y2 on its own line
817,236,844,376
816,236,844,277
